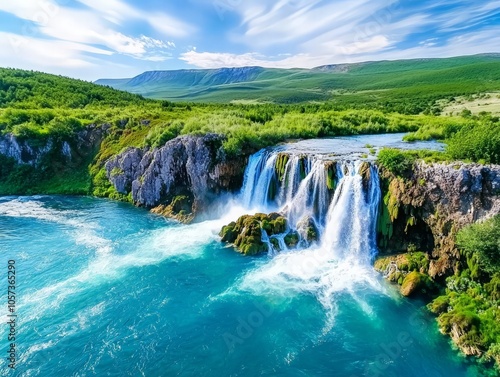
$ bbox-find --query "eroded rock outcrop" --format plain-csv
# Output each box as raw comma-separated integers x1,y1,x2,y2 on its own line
0,125,110,167
378,162,500,279
0,125,110,166
104,134,247,222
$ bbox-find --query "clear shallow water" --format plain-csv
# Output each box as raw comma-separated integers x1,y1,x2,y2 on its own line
0,195,481,377
279,133,444,160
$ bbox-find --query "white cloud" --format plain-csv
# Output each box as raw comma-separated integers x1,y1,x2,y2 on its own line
180,50,325,69
76,0,194,37
435,0,500,31
0,30,150,80
233,0,400,48
0,0,190,63
223,0,499,64
0,31,108,70
181,25,500,70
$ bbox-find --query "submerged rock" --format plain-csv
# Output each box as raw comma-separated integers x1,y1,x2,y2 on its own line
284,232,300,248
296,217,319,244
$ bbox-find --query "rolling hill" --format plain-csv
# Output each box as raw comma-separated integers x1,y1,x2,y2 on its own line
95,54,500,104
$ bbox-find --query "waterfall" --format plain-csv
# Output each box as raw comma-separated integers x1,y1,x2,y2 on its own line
321,161,381,264
240,150,381,263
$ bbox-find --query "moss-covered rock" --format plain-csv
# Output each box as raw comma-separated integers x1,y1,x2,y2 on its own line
270,237,280,251
400,271,435,297
374,252,430,275
151,195,194,224
437,311,483,357
359,161,371,191
219,212,290,256
297,217,319,244
275,153,290,182
376,253,434,296
220,222,237,243
299,155,307,180
271,216,287,234
428,295,450,315
376,198,394,250
325,161,337,191
284,231,300,248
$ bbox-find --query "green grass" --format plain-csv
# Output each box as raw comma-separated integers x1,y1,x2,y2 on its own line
96,55,500,112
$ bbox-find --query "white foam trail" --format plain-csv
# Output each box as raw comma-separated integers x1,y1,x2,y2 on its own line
238,247,385,309
16,201,251,325
0,199,112,256
13,301,107,375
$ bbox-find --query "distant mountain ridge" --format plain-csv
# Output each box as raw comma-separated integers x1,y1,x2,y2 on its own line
95,54,500,103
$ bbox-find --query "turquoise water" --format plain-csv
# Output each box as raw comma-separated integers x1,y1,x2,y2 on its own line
0,195,482,376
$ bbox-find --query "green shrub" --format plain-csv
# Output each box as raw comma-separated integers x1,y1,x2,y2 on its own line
377,149,416,176
447,122,500,164
457,215,500,276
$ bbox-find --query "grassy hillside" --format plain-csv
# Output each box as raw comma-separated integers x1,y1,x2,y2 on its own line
0,68,147,109
96,54,500,110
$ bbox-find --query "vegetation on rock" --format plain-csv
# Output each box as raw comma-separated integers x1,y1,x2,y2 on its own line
400,271,435,297
375,252,433,294
325,161,337,191
150,195,194,224
427,216,500,369
219,213,289,256
218,212,316,255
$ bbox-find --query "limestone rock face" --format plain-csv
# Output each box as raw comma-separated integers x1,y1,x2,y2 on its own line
0,125,109,166
105,134,247,220
381,162,500,279
0,133,53,165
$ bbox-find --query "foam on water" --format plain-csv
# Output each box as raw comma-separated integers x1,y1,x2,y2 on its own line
0,199,112,256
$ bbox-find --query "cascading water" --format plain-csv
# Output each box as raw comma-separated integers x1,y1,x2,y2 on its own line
321,160,381,264
240,150,381,262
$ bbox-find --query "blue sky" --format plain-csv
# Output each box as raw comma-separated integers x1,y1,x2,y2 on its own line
0,0,499,80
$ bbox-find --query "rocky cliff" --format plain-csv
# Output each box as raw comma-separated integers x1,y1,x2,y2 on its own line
379,161,500,279
0,124,110,167
104,134,247,222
